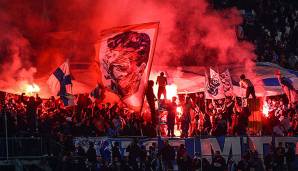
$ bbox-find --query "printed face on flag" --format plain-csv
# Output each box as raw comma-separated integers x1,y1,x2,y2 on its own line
208,69,221,96
220,69,233,94
205,68,225,99
96,23,159,111
102,31,150,98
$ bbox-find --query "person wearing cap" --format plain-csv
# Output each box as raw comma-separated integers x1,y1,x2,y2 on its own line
156,72,168,100
239,74,256,99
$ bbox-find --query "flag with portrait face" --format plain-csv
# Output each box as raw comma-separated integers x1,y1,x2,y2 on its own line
205,68,225,99
95,22,159,112
220,69,234,96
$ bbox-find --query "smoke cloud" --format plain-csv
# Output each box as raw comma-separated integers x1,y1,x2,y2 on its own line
0,0,256,95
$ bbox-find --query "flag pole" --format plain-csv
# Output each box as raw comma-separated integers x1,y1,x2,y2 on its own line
139,22,159,115
139,23,159,138
69,61,76,122
202,67,209,171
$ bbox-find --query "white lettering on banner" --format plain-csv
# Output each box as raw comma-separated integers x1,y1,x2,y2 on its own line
111,140,132,156
247,137,272,159
73,137,298,158
169,139,185,148
121,141,132,156
275,137,298,147
201,137,241,162
141,140,158,151
275,137,298,156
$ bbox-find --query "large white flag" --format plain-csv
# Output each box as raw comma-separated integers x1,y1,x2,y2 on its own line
95,22,159,112
205,68,225,99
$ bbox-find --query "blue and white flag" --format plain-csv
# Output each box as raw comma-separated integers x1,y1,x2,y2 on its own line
47,61,74,106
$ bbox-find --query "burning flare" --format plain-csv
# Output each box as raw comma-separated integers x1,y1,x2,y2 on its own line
24,83,40,94
165,84,178,100
262,101,269,117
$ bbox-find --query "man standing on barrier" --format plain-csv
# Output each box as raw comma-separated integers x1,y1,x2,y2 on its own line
239,74,256,99
156,72,167,100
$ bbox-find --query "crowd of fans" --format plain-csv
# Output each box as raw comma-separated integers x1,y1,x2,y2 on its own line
262,96,298,136
0,91,297,140
1,90,297,169
0,92,155,139
0,0,298,170
52,139,296,171
213,0,298,70
156,92,297,138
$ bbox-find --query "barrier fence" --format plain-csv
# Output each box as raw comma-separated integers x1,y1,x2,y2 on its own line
0,137,63,159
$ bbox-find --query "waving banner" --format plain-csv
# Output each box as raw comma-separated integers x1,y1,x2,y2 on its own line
220,69,234,96
96,22,159,112
205,68,225,99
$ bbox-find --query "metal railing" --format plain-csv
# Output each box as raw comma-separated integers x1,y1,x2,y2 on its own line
0,137,63,160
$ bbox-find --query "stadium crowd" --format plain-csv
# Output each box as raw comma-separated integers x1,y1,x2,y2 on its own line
0,91,297,140
0,92,297,171
213,0,298,70
0,0,298,170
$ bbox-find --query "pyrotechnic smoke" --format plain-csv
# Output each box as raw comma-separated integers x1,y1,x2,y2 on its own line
0,20,37,93
0,0,256,94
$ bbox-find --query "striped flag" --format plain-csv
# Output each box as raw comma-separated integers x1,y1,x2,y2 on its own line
47,61,74,106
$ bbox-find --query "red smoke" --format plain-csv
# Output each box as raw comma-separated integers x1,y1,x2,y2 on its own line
0,0,256,96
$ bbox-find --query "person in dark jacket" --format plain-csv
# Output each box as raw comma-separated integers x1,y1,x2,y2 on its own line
126,139,142,170
146,80,157,125
167,96,177,137
181,97,193,138
86,142,97,164
286,143,296,171
112,142,122,161
21,93,42,131
264,149,275,171
211,151,226,171
177,144,192,171
239,74,256,99
159,140,175,171
275,142,285,171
